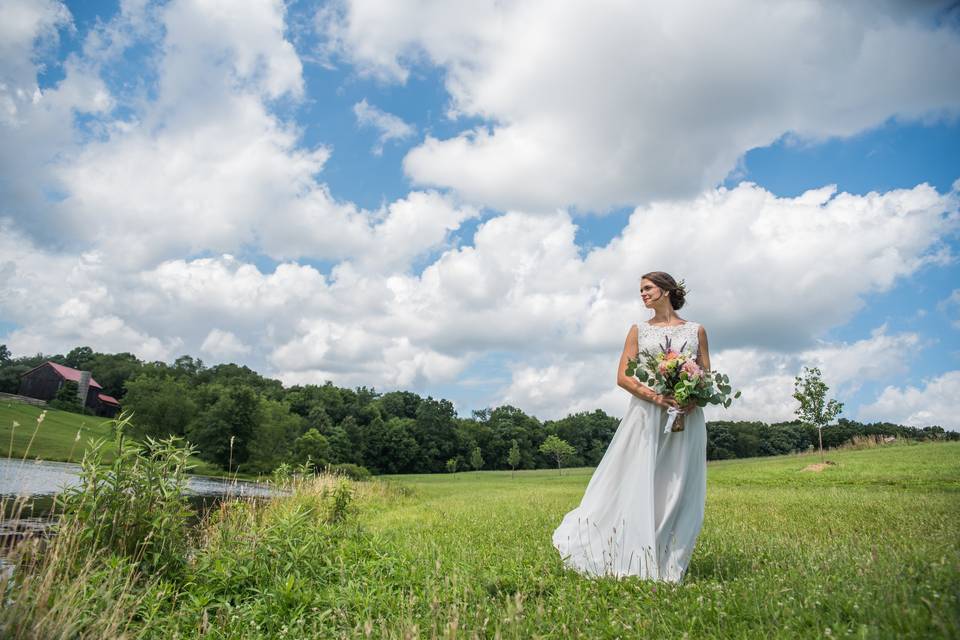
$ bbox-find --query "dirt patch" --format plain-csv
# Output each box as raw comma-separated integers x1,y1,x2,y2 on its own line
801,461,837,472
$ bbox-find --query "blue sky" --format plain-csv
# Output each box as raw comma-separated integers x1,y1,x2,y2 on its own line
1,0,959,428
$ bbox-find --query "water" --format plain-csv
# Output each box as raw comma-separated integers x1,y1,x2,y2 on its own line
0,456,281,571
0,457,277,506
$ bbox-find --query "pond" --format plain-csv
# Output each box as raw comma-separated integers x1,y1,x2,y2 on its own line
0,456,281,571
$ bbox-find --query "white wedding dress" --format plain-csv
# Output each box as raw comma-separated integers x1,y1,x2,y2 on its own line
552,320,707,582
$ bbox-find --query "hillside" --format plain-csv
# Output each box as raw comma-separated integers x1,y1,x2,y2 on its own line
0,402,223,476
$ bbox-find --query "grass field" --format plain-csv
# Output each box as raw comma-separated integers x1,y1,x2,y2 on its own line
3,419,958,638
340,442,960,638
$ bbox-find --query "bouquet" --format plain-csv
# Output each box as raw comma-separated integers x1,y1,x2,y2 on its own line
625,335,741,433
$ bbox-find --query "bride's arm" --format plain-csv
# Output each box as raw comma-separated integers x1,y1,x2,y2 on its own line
680,324,712,413
696,324,711,372
616,324,672,407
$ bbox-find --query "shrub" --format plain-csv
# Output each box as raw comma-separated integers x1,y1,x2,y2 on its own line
324,462,371,481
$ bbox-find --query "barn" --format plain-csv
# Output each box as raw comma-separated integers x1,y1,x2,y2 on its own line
18,361,121,417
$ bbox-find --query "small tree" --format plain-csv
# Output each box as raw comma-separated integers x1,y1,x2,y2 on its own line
540,435,576,475
292,428,331,470
446,457,458,473
507,439,521,478
793,366,844,463
469,446,484,473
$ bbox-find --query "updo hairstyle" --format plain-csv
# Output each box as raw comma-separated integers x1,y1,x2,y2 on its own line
641,271,687,310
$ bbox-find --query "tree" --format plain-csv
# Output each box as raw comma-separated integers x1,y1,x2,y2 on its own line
123,374,196,438
245,399,303,473
507,439,521,478
445,458,458,473
793,366,844,463
0,344,10,365
64,346,94,369
292,428,331,470
187,385,261,470
539,435,576,475
469,446,484,473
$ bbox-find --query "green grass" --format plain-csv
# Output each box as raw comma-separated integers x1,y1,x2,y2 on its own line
0,401,115,462
337,442,959,638
0,402,227,477
4,432,958,638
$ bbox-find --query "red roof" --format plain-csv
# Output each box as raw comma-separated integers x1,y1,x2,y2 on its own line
42,362,103,389
97,393,120,406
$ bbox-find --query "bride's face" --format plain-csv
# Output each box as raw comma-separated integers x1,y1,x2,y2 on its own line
640,279,663,307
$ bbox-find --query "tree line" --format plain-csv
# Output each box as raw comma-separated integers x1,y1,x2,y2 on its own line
0,345,954,474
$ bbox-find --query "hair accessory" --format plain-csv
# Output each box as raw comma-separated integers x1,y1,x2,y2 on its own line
675,279,686,294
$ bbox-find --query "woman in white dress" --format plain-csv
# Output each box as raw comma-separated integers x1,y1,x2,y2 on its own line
552,271,711,582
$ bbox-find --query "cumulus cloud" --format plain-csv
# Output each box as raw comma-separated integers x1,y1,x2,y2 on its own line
201,329,252,360
2,0,959,426
353,98,415,155
501,325,923,421
858,371,960,430
322,0,960,211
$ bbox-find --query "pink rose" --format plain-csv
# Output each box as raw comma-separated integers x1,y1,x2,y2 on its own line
664,350,681,361
681,360,702,379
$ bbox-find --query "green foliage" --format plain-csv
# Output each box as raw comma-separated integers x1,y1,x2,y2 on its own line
507,439,521,474
292,428,331,468
539,434,576,474
1,345,954,480
123,373,197,438
446,457,458,473
243,398,304,474
469,445,484,471
50,380,85,413
325,462,372,481
187,384,260,470
54,412,195,578
794,366,844,462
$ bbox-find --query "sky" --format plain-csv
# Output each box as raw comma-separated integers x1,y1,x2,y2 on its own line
1,0,959,429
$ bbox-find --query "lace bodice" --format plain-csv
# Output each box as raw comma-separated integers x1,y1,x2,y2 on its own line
637,320,700,361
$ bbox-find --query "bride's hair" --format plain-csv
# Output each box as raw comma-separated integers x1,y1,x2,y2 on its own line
641,271,687,310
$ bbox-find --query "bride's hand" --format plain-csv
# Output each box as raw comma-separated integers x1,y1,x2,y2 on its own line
654,394,680,410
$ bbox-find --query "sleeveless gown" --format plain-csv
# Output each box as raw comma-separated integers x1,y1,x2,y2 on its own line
552,321,707,582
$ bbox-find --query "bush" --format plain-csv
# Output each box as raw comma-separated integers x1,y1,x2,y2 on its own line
55,411,196,578
324,462,371,481
50,380,86,413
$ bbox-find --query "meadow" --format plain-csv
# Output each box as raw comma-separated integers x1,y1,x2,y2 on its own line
2,436,958,639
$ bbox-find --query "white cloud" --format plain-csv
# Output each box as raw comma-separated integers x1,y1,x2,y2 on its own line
201,329,252,360
322,0,960,211
2,0,959,426
353,98,415,155
500,325,922,421
858,371,960,430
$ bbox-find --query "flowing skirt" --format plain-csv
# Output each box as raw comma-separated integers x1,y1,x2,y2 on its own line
551,396,707,581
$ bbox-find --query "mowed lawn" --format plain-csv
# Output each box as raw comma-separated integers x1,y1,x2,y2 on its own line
0,402,224,476
0,401,116,462
346,442,960,638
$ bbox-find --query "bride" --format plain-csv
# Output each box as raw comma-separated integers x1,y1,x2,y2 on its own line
552,271,710,581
